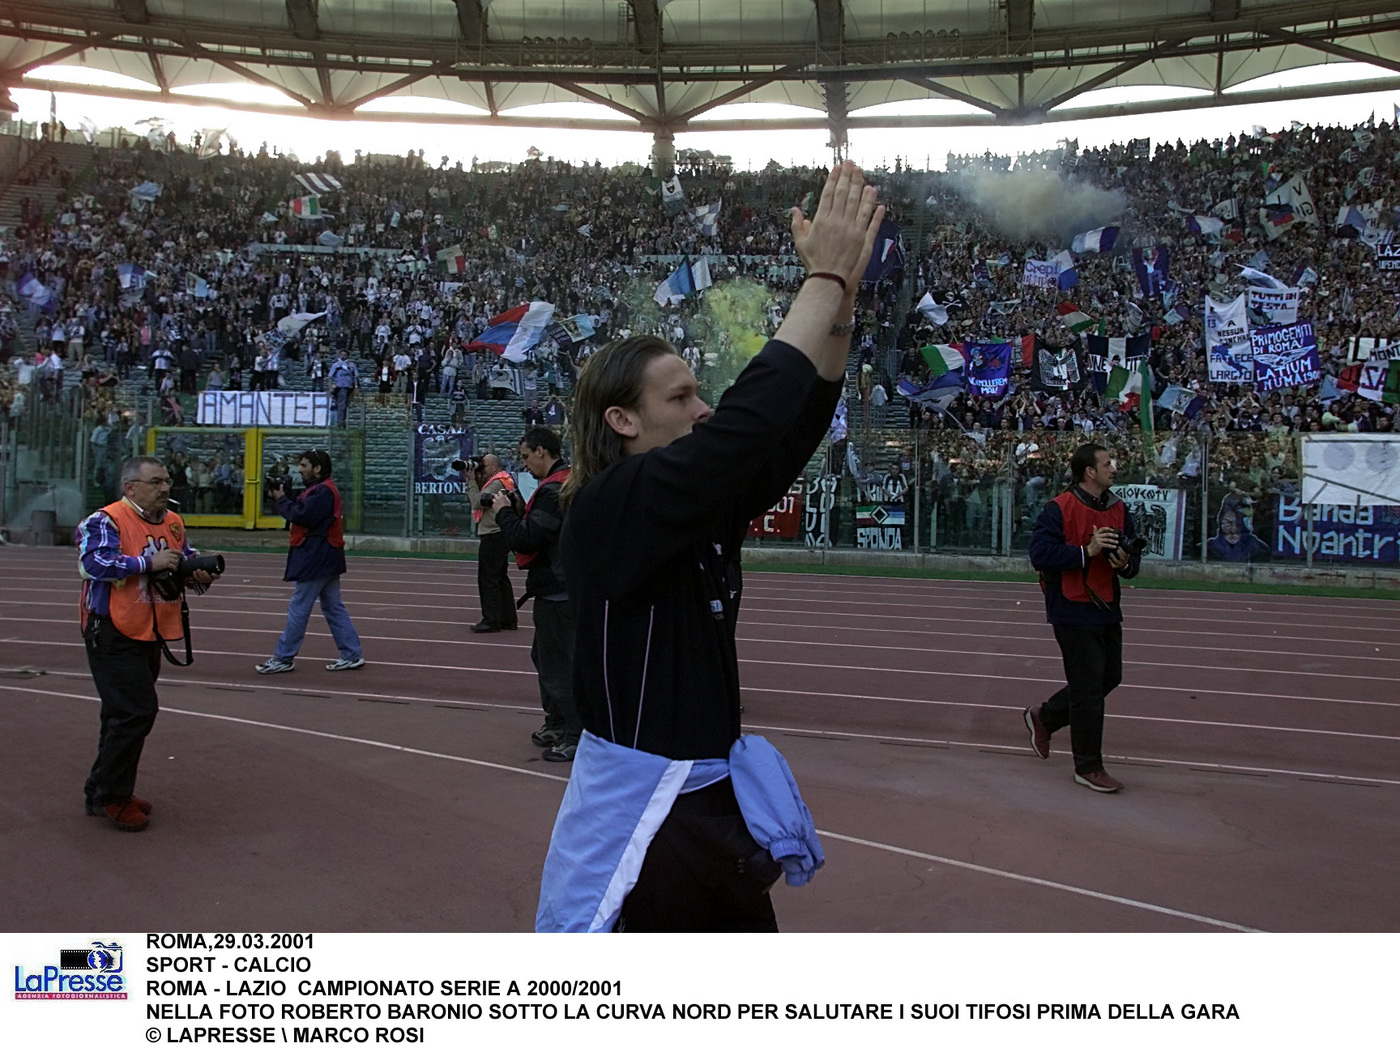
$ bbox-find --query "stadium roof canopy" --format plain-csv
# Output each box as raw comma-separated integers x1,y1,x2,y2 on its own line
4,1,1400,149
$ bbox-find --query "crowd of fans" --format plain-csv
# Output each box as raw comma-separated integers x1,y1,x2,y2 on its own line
2,115,1396,536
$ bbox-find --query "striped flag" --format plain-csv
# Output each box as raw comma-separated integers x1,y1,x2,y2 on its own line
919,344,965,378
1071,225,1118,254
435,243,466,273
291,195,320,218
295,172,343,194
1055,302,1098,334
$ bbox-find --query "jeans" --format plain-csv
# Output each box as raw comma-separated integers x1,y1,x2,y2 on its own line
274,576,362,661
1041,622,1123,773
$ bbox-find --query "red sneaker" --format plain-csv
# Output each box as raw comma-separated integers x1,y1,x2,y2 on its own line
1074,769,1124,793
101,800,150,831
88,796,152,817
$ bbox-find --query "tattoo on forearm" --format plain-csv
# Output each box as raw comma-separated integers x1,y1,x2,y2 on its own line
829,321,854,337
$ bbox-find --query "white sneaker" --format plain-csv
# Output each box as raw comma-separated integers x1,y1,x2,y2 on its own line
255,658,294,675
326,657,365,671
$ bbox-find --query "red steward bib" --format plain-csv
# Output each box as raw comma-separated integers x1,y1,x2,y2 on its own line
1051,489,1125,605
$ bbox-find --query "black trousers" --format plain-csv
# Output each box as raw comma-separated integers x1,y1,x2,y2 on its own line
616,779,781,933
530,599,580,744
83,617,162,809
475,532,516,628
1041,622,1123,774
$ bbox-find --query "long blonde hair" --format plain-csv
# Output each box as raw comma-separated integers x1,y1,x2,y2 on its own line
562,334,677,509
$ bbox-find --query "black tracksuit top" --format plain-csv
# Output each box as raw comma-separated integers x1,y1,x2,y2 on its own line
561,339,842,760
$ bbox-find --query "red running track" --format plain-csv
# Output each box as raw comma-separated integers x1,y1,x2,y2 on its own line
1,546,1396,932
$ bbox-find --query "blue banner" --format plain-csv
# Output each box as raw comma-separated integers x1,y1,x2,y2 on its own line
1274,495,1400,562
965,342,1013,398
1251,321,1320,393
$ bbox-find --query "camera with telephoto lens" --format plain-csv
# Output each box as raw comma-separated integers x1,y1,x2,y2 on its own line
479,489,500,509
151,553,226,602
451,456,482,474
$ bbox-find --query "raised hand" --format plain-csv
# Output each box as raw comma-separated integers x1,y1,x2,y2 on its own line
790,161,886,289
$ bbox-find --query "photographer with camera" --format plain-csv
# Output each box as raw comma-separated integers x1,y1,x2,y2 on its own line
1026,443,1142,793
255,449,365,675
490,428,578,762
465,453,518,634
76,455,222,832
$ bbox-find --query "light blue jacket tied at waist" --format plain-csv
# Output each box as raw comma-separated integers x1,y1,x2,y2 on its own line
536,731,825,933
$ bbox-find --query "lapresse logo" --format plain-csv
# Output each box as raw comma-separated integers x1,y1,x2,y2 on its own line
14,941,127,1000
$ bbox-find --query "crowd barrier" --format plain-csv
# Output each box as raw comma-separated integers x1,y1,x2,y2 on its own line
4,408,1397,570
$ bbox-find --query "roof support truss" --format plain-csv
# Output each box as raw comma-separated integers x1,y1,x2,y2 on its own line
452,0,487,50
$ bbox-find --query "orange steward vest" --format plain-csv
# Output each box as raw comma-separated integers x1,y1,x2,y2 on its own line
1050,490,1125,605
473,470,516,524
95,498,187,641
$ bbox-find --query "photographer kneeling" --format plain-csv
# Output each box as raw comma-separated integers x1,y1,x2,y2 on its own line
256,449,366,675
77,455,222,833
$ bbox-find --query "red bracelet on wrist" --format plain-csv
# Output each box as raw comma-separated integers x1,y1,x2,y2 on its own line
807,271,848,291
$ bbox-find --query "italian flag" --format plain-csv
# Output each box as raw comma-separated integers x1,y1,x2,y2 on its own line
1055,302,1097,334
1106,359,1154,430
291,194,320,218
919,344,965,377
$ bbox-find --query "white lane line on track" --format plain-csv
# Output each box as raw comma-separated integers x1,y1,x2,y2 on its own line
9,548,1397,605
9,635,1397,715
811,831,1264,933
4,615,1395,691
0,680,1265,933
740,719,1400,787
9,599,1396,665
8,572,1397,631
19,670,1396,787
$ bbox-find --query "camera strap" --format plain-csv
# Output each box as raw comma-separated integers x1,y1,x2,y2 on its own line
151,593,194,666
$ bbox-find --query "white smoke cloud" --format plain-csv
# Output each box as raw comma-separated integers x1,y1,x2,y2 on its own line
950,168,1125,244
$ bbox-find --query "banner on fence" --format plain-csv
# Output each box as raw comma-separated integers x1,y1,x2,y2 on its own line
1114,484,1185,560
413,425,475,495
1275,494,1400,562
803,475,839,548
197,391,329,427
748,478,804,538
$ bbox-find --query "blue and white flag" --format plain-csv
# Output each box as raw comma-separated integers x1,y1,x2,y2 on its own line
316,229,345,248
1188,215,1225,238
915,291,949,325
691,200,721,237
1239,265,1287,290
654,261,694,306
116,263,147,291
690,256,713,292
1252,321,1320,393
1050,249,1078,289
1071,225,1119,254
185,274,210,299
129,181,162,203
18,272,55,312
